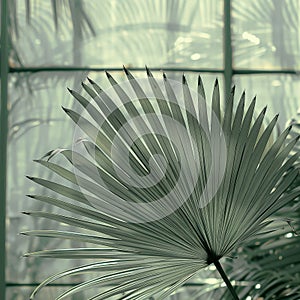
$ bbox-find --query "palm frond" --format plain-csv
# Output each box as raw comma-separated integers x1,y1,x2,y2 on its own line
198,123,300,299
24,69,300,299
210,199,300,299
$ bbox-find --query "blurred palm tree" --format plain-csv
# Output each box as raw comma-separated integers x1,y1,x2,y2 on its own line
7,0,95,67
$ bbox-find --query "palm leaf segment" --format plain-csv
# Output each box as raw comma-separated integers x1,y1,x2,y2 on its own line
24,68,300,299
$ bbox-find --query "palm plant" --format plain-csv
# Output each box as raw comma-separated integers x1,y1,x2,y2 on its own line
203,115,300,300
23,69,300,299
176,116,300,299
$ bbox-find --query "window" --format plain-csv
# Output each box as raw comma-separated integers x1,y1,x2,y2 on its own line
1,1,299,298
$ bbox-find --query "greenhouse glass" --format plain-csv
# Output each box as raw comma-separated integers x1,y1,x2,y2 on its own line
0,0,299,299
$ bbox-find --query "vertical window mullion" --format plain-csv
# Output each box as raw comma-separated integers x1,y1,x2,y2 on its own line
0,0,9,298
223,0,233,98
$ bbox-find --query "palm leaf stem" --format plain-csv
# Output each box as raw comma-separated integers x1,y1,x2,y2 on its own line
214,260,239,300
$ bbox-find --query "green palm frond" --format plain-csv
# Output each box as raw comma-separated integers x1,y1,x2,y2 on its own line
211,199,300,299
199,123,300,300
287,113,300,159
23,69,300,299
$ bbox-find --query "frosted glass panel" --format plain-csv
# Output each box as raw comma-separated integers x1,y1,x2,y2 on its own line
232,0,299,70
7,286,90,300
6,285,209,300
11,1,223,69
6,72,87,283
233,75,300,129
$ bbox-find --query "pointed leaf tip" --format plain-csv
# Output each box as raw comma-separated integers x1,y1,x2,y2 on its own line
87,77,95,84
163,73,167,80
105,71,112,78
26,175,34,181
145,65,151,76
182,74,186,84
22,211,30,215
262,106,267,114
123,65,129,75
197,75,202,85
67,87,73,94
61,106,69,113
214,78,219,87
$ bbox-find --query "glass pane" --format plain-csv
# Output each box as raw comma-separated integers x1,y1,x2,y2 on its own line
11,0,223,68
7,285,208,299
6,286,92,300
6,71,88,283
233,74,300,129
7,70,223,284
232,0,299,70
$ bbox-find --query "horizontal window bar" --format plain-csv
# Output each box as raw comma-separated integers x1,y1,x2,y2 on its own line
6,282,204,287
9,67,223,73
234,69,298,75
9,67,299,75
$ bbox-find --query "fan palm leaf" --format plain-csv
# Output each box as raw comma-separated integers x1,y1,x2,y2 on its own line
23,69,300,299
198,121,300,300
209,200,300,299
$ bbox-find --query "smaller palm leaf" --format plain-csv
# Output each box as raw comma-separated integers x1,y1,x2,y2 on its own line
213,201,300,299
198,118,300,300
23,68,300,299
